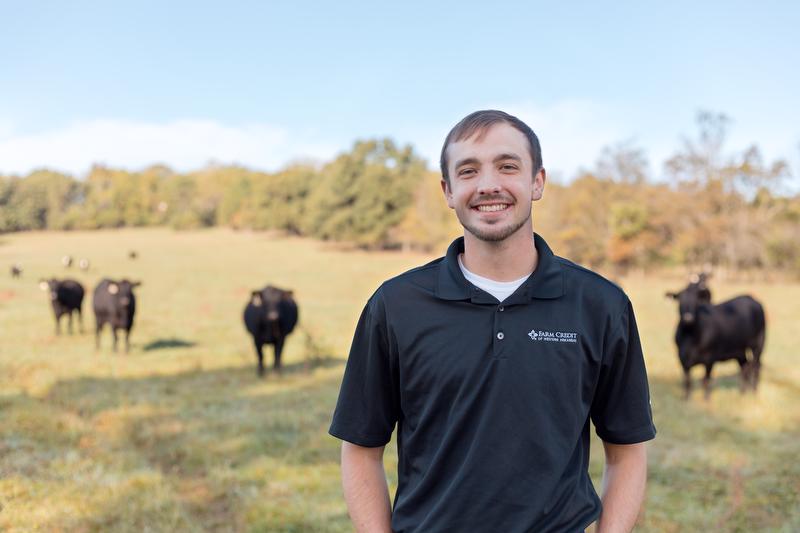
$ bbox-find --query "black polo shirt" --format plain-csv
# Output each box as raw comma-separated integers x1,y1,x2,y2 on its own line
330,233,656,533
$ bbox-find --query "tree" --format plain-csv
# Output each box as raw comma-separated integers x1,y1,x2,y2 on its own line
664,111,790,272
304,139,426,247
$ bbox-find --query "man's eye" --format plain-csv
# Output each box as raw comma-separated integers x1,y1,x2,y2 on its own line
458,168,476,176
501,164,518,171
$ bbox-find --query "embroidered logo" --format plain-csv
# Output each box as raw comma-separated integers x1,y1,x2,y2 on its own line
527,328,578,343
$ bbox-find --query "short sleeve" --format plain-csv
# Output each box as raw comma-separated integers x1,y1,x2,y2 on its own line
590,298,656,444
329,290,400,447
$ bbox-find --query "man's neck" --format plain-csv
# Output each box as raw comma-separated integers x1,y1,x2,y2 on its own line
461,227,538,282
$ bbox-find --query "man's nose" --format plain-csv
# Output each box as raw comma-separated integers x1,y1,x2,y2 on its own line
476,170,501,195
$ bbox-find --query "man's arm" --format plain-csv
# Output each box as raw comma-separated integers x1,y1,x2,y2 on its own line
341,441,393,533
595,441,648,533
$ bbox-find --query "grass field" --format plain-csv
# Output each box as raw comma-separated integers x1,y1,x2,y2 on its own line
1,228,798,532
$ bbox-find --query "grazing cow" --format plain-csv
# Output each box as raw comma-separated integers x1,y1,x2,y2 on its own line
93,278,141,352
243,285,299,376
666,274,766,399
128,250,138,260
79,258,90,271
39,278,84,334
62,255,73,268
11,263,23,278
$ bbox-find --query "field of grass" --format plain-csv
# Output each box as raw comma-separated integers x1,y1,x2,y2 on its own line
0,228,798,532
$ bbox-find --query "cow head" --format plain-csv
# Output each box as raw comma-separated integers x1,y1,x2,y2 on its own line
39,278,61,300
108,279,141,310
666,273,712,325
251,285,293,322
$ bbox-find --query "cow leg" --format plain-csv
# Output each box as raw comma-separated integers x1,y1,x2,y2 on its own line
124,328,130,353
702,365,713,400
750,332,765,392
750,358,761,391
55,312,61,335
273,337,285,375
253,338,265,377
95,321,103,350
736,357,749,394
682,368,692,400
112,327,118,352
78,308,84,334
68,311,74,334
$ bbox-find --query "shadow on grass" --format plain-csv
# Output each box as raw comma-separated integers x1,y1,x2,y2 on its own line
1,354,348,531
142,337,197,351
641,375,800,532
8,361,797,532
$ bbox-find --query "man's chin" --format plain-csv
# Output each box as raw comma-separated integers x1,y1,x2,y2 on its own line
463,223,525,243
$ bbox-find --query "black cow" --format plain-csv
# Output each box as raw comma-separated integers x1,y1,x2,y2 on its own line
11,264,23,278
39,278,84,334
243,285,299,377
666,274,766,399
93,278,141,352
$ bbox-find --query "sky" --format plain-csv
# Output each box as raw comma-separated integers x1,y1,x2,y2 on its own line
1,1,798,184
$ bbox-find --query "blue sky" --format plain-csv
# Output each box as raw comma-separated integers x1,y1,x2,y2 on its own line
1,1,798,183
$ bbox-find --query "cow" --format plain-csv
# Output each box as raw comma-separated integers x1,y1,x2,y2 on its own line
79,258,90,271
666,274,766,399
62,255,73,268
93,278,141,352
243,285,299,377
11,263,23,278
128,250,138,260
39,278,85,334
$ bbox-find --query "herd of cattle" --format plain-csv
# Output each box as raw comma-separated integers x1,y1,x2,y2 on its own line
11,253,299,377
11,257,766,393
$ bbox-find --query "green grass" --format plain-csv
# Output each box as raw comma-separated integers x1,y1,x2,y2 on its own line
1,228,798,532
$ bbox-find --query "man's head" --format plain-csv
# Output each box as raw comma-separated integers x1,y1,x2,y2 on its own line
440,110,543,186
440,110,546,243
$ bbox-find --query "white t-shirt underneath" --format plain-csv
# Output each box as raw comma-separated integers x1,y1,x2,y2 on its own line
457,254,532,302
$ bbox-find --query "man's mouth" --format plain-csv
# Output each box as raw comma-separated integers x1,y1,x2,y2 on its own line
474,204,510,212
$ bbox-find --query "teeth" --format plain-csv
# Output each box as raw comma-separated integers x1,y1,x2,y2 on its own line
477,204,508,212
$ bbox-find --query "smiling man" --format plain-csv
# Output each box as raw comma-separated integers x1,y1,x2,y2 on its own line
330,110,656,533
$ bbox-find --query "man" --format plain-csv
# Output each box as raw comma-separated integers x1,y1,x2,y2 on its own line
329,110,656,533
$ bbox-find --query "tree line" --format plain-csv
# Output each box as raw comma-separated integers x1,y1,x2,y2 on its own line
1,113,798,276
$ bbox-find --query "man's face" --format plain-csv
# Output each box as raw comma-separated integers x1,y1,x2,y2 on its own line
442,122,545,242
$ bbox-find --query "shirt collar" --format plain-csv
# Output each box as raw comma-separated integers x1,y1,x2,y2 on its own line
435,233,565,301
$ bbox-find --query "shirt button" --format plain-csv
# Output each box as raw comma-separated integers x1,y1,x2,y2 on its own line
496,332,505,340
498,306,504,312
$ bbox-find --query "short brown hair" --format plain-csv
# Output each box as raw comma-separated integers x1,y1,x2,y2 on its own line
439,110,543,184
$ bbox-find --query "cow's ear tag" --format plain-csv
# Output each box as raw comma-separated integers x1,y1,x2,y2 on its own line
39,281,49,291
109,284,119,294
252,293,262,306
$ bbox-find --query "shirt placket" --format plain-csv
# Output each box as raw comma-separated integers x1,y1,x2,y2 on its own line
493,303,507,359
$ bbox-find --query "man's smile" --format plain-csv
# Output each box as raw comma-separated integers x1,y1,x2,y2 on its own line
473,203,511,212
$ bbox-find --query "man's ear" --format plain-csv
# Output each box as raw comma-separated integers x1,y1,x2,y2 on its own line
441,179,455,209
532,168,546,201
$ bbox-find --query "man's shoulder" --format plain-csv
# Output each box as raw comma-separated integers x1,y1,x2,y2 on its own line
554,255,628,306
376,257,443,299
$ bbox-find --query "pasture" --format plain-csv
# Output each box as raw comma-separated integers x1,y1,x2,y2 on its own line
1,228,798,532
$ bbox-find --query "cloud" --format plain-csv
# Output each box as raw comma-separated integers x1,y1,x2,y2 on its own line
0,119,341,176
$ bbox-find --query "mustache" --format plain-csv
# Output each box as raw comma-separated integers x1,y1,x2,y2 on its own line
470,195,514,206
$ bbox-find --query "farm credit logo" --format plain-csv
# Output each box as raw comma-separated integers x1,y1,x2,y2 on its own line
528,328,578,343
